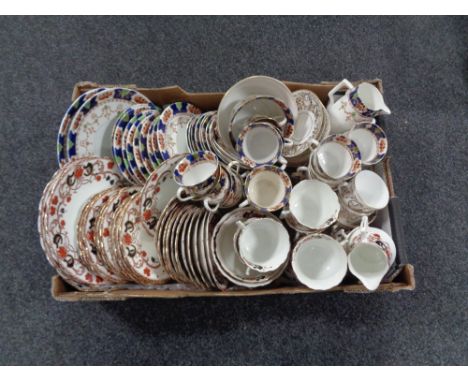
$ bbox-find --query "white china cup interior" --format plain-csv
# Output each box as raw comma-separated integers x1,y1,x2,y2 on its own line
348,242,389,291
316,142,352,179
293,110,316,143
357,83,390,114
234,98,286,135
238,218,289,271
289,180,339,229
349,128,376,163
293,236,347,290
182,162,217,186
248,171,286,209
355,170,389,210
243,125,280,163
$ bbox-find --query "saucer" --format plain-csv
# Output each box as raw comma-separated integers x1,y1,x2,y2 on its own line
67,88,152,160
57,87,105,166
41,157,124,287
156,102,202,160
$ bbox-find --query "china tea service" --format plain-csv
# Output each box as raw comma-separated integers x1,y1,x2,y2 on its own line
39,76,397,292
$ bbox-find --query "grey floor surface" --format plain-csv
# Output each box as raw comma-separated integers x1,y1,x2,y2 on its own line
0,16,466,365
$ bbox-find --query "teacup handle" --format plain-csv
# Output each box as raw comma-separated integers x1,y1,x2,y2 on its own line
334,228,349,246
239,199,249,208
283,138,294,147
358,215,370,241
236,220,247,229
278,156,288,171
296,166,310,179
328,79,354,105
203,198,220,213
177,187,194,202
228,160,241,175
279,208,290,219
308,139,320,153
337,181,350,195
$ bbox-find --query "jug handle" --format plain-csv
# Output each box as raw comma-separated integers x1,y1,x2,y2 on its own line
328,79,354,105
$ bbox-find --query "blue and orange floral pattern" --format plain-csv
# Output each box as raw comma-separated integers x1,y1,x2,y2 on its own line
67,88,154,160
57,87,105,166
156,102,202,161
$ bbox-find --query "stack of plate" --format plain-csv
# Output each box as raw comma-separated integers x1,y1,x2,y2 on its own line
38,156,175,289
154,198,229,290
111,101,203,184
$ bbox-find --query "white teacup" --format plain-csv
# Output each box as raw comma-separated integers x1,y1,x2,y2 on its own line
239,165,292,212
234,218,290,273
297,134,362,186
173,151,220,201
338,170,389,214
348,122,388,165
291,234,348,290
281,179,340,232
233,122,288,169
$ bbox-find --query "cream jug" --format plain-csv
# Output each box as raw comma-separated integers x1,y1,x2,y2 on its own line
327,79,391,134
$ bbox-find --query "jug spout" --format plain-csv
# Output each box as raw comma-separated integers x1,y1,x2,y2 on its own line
379,102,391,115
360,274,385,291
356,82,391,117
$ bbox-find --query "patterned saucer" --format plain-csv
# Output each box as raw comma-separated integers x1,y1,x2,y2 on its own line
94,186,141,279
57,88,105,166
77,188,124,283
137,114,159,173
122,109,158,184
112,103,157,183
283,90,324,158
41,157,124,287
147,115,165,169
139,153,186,235
116,193,170,285
125,116,150,181
156,102,202,160
67,88,152,161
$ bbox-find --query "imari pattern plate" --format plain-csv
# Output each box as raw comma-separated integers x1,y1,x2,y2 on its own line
156,102,202,160
67,88,152,161
40,157,123,287
57,87,105,166
112,104,157,183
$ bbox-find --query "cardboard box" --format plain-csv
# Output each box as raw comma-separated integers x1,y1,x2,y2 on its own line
51,79,415,301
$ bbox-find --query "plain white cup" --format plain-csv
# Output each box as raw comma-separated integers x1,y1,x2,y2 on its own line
348,122,388,165
281,179,340,232
291,234,348,290
235,218,290,272
316,141,352,179
235,122,288,168
338,170,389,214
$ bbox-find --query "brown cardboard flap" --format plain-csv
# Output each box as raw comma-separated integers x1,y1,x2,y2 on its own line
72,79,384,107
51,265,415,302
